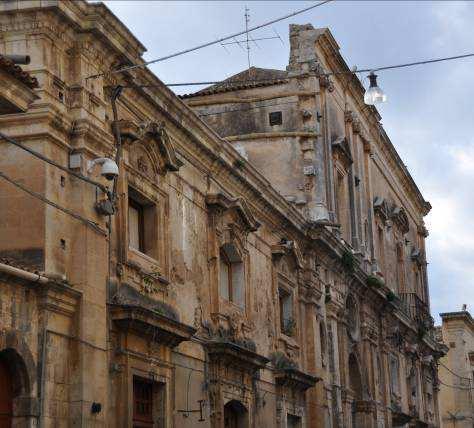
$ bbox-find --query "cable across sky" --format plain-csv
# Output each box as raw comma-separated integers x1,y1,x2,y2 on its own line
86,0,333,79
156,51,474,87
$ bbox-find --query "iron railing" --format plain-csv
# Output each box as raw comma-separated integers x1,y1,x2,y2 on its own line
399,292,434,329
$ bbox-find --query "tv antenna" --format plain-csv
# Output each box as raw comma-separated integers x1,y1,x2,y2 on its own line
220,6,284,76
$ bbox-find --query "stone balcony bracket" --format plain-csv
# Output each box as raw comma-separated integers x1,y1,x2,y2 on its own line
110,304,196,348
274,368,320,392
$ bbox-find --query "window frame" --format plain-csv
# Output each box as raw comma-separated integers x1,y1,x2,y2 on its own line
219,245,246,309
128,195,146,254
120,173,170,287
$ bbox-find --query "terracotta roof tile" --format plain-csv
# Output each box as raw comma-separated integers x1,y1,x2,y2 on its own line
180,67,287,99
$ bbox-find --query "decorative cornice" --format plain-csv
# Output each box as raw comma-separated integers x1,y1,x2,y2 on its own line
206,341,269,372
110,304,196,348
275,368,320,391
271,239,304,269
205,193,260,232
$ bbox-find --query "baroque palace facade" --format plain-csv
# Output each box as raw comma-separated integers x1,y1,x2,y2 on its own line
0,2,444,428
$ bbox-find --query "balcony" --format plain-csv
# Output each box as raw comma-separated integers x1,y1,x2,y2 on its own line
399,293,434,329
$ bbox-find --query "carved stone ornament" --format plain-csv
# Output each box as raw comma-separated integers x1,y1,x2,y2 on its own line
271,239,304,270
319,74,335,92
117,120,183,176
373,196,390,222
417,221,429,238
344,110,355,123
110,304,196,348
332,136,353,168
205,193,260,233
390,206,410,235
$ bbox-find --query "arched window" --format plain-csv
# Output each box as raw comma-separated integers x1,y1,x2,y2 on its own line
346,295,359,340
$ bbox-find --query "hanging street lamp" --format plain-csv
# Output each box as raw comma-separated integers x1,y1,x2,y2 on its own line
364,71,387,105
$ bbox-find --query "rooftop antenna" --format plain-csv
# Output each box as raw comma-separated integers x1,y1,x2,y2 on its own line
245,6,251,75
219,6,285,79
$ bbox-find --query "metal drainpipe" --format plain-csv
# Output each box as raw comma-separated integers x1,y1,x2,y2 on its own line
4,54,30,64
0,262,49,284
110,85,124,201
39,319,49,428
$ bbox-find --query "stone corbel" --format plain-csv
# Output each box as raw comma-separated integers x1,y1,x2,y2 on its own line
390,206,410,235
417,222,429,238
318,74,335,92
344,110,355,124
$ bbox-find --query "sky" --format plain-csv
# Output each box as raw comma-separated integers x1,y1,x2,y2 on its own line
102,1,474,322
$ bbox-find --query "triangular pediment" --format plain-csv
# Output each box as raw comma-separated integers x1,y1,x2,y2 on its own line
118,120,183,175
206,193,260,232
271,239,304,269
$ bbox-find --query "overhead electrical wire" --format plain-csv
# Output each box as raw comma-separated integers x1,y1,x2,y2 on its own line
328,51,474,76
106,51,474,96
86,0,333,79
0,171,107,236
0,132,109,194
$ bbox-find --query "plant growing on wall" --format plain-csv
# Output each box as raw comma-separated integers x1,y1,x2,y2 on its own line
417,325,428,342
341,250,356,274
282,317,297,337
366,275,384,289
386,290,397,303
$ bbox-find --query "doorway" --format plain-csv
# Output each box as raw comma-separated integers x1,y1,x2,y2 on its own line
223,400,248,428
0,356,13,428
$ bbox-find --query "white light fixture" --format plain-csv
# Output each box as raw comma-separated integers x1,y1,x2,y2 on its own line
364,71,387,105
87,157,119,181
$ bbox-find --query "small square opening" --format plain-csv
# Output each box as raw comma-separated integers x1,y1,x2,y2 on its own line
269,111,282,126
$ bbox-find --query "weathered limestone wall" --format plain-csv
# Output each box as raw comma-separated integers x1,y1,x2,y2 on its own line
0,3,444,428
438,313,474,428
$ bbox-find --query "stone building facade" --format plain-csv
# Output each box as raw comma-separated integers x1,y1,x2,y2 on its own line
436,311,474,427
0,2,444,428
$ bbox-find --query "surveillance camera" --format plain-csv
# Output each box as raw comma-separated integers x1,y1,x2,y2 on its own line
100,159,119,180
87,158,119,181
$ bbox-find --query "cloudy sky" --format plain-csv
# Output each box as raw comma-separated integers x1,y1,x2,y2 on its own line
103,1,474,321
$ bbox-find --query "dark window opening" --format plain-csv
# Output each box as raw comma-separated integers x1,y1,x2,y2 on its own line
279,287,294,336
129,197,146,253
128,187,157,258
269,111,282,126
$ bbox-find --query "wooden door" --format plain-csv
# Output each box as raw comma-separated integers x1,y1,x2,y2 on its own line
0,358,12,428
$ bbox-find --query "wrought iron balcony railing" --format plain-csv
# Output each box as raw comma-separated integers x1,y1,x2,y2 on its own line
399,292,434,329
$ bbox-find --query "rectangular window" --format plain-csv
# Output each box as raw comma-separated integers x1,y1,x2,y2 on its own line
396,243,405,293
128,187,157,259
287,414,302,428
219,248,245,308
269,111,282,126
129,198,145,253
279,287,294,336
378,226,385,274
389,355,400,396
